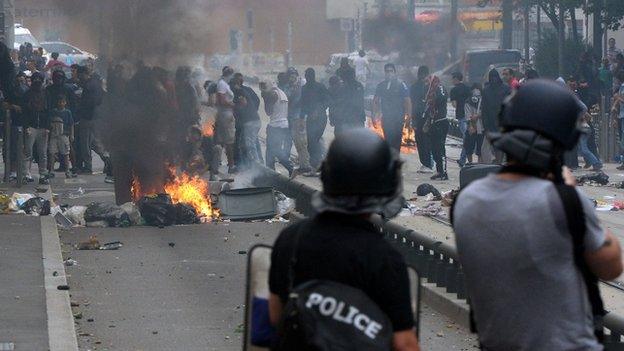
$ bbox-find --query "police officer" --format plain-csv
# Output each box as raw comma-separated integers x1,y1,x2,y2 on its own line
268,129,420,351
453,80,623,350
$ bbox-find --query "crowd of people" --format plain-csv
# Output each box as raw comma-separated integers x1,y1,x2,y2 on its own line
0,41,110,185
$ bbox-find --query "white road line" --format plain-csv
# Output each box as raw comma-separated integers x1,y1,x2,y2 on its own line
41,216,79,351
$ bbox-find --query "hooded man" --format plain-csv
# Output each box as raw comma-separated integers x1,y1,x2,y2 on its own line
301,68,330,170
481,69,511,163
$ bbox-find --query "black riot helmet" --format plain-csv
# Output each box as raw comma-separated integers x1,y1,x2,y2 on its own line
498,79,583,149
312,129,404,218
490,79,584,175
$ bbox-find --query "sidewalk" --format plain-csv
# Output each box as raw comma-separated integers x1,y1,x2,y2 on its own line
0,215,48,350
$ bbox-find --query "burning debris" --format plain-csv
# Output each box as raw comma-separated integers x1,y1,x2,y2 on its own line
366,118,417,154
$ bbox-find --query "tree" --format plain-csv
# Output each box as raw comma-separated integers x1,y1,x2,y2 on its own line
586,0,624,57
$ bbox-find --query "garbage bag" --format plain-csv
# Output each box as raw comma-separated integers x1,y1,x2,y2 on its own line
20,197,51,216
175,203,200,224
137,194,176,227
84,202,131,228
416,183,441,198
120,202,143,226
10,193,35,211
65,206,87,226
578,172,609,186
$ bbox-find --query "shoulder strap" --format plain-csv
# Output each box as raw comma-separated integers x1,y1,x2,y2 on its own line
554,184,606,342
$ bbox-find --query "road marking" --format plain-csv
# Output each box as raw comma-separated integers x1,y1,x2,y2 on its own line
41,216,79,351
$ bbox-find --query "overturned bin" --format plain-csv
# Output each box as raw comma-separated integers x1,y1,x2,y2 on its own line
218,187,277,221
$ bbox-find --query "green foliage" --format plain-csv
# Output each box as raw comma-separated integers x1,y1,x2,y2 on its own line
535,30,590,78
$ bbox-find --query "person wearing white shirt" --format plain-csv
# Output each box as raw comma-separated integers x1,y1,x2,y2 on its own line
353,50,371,87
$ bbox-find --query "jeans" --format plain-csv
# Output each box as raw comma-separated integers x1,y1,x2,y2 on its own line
266,126,294,174
414,117,433,168
23,127,49,176
289,118,311,170
458,119,467,165
579,133,602,168
382,114,404,153
306,112,328,169
429,120,449,174
241,120,261,166
78,119,109,172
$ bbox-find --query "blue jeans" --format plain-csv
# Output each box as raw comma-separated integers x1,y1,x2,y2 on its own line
241,120,261,166
266,125,293,174
579,133,601,168
458,119,468,165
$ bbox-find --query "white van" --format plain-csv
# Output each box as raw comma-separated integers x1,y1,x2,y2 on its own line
14,23,41,50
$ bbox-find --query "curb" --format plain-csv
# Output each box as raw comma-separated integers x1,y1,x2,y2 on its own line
41,184,79,351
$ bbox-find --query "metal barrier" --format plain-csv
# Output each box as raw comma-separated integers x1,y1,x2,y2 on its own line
253,166,624,341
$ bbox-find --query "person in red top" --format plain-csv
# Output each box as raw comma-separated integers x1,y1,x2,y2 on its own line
502,68,520,90
44,52,70,71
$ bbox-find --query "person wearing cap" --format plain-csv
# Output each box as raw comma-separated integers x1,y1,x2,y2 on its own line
268,129,420,351
453,80,623,350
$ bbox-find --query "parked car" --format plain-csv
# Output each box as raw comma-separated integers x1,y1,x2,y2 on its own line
40,41,96,65
435,49,522,88
14,23,41,50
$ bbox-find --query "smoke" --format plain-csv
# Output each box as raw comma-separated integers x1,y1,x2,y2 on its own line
52,0,212,67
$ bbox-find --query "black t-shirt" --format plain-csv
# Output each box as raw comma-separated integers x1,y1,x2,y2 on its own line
269,212,415,332
450,82,471,120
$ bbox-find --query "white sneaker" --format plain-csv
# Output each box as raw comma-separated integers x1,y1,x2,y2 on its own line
418,166,434,174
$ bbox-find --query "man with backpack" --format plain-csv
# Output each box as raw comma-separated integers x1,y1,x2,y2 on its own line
453,80,623,351
268,129,420,351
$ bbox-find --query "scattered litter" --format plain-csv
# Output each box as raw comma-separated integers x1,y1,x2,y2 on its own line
120,202,143,226
400,202,443,217
20,197,51,216
78,236,101,250
0,194,11,213
52,271,58,277
168,242,176,247
238,250,247,255
138,194,176,227
416,183,441,199
578,172,609,186
64,187,85,199
84,202,131,228
86,220,108,228
276,192,295,216
10,193,35,210
64,206,87,226
152,331,158,335
58,285,70,290
55,212,73,230
265,217,289,223
64,258,78,266
441,189,459,207
604,196,616,200
73,312,82,319
174,203,200,224
87,318,94,322
101,241,123,250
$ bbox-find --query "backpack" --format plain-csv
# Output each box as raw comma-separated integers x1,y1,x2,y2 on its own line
273,226,394,351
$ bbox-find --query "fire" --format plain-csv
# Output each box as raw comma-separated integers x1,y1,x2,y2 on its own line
201,122,214,137
366,118,416,154
131,174,142,202
164,169,219,219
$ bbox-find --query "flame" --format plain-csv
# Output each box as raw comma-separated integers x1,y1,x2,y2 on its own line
164,168,219,220
131,174,142,202
366,118,416,154
201,122,214,137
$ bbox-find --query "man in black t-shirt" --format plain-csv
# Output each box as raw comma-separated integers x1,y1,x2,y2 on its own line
268,129,420,351
449,72,471,167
